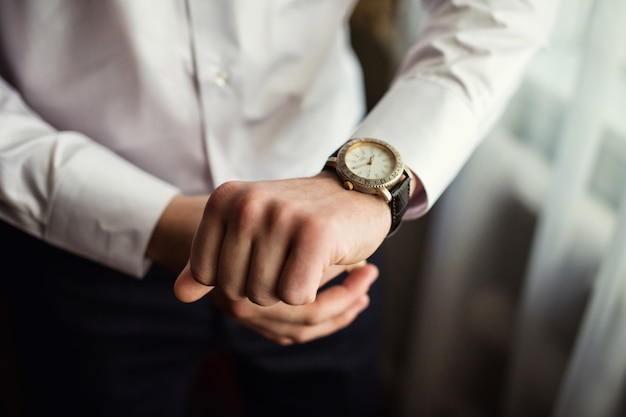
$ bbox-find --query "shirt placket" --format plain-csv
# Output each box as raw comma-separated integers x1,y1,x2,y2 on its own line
185,0,241,188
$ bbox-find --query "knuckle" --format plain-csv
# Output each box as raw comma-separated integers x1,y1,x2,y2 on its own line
189,261,212,286
232,190,265,231
246,278,279,307
213,181,241,198
206,181,241,213
247,293,279,307
267,201,293,228
278,287,315,306
219,282,246,302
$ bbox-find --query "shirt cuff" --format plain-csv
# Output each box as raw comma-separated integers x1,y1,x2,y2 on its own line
351,77,482,219
45,132,180,278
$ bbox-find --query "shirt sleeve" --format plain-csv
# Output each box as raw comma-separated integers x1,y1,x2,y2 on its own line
0,77,180,277
352,0,561,219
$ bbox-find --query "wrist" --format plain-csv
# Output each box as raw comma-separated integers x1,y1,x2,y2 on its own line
322,138,412,236
316,170,392,238
146,194,207,274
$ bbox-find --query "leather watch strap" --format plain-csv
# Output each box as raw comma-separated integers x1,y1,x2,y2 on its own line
387,169,411,237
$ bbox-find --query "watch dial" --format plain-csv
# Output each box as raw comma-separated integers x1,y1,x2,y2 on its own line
345,143,395,180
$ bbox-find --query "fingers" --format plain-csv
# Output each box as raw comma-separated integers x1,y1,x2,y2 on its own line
213,263,379,345
249,295,370,345
187,195,226,286
216,190,292,306
277,223,329,305
174,263,215,303
245,233,289,307
216,226,252,301
258,263,378,323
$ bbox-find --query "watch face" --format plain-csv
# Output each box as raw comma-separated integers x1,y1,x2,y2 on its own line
336,138,404,192
345,142,395,179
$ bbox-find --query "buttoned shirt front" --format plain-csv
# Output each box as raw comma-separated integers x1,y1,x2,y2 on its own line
0,0,559,276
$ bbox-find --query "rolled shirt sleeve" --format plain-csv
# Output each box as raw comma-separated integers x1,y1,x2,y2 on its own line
0,77,180,277
352,0,561,218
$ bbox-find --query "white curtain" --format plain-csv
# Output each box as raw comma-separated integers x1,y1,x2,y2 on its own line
385,0,626,416
504,0,626,416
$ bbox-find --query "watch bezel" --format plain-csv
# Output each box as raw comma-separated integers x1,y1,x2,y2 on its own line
335,138,405,194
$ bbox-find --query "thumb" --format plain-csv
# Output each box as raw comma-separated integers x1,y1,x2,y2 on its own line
174,263,215,303
320,260,369,288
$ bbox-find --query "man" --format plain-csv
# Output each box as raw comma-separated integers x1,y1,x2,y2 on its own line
0,1,559,416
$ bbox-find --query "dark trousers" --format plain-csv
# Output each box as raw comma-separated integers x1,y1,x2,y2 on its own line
0,223,384,417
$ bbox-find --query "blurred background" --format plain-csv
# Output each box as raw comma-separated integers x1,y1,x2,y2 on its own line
353,0,626,416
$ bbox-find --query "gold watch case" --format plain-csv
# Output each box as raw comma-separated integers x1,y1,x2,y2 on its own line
325,138,405,203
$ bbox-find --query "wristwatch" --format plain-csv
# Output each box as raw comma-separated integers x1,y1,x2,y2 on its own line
324,137,411,237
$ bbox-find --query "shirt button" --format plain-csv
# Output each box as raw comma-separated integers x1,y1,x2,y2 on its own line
214,69,231,87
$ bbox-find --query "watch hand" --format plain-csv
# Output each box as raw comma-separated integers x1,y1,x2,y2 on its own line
351,161,370,170
368,155,375,177
352,155,374,169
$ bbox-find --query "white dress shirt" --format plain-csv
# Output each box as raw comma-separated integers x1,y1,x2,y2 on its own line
0,0,559,277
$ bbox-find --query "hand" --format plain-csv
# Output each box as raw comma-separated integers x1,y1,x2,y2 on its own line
204,262,379,345
175,171,390,306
